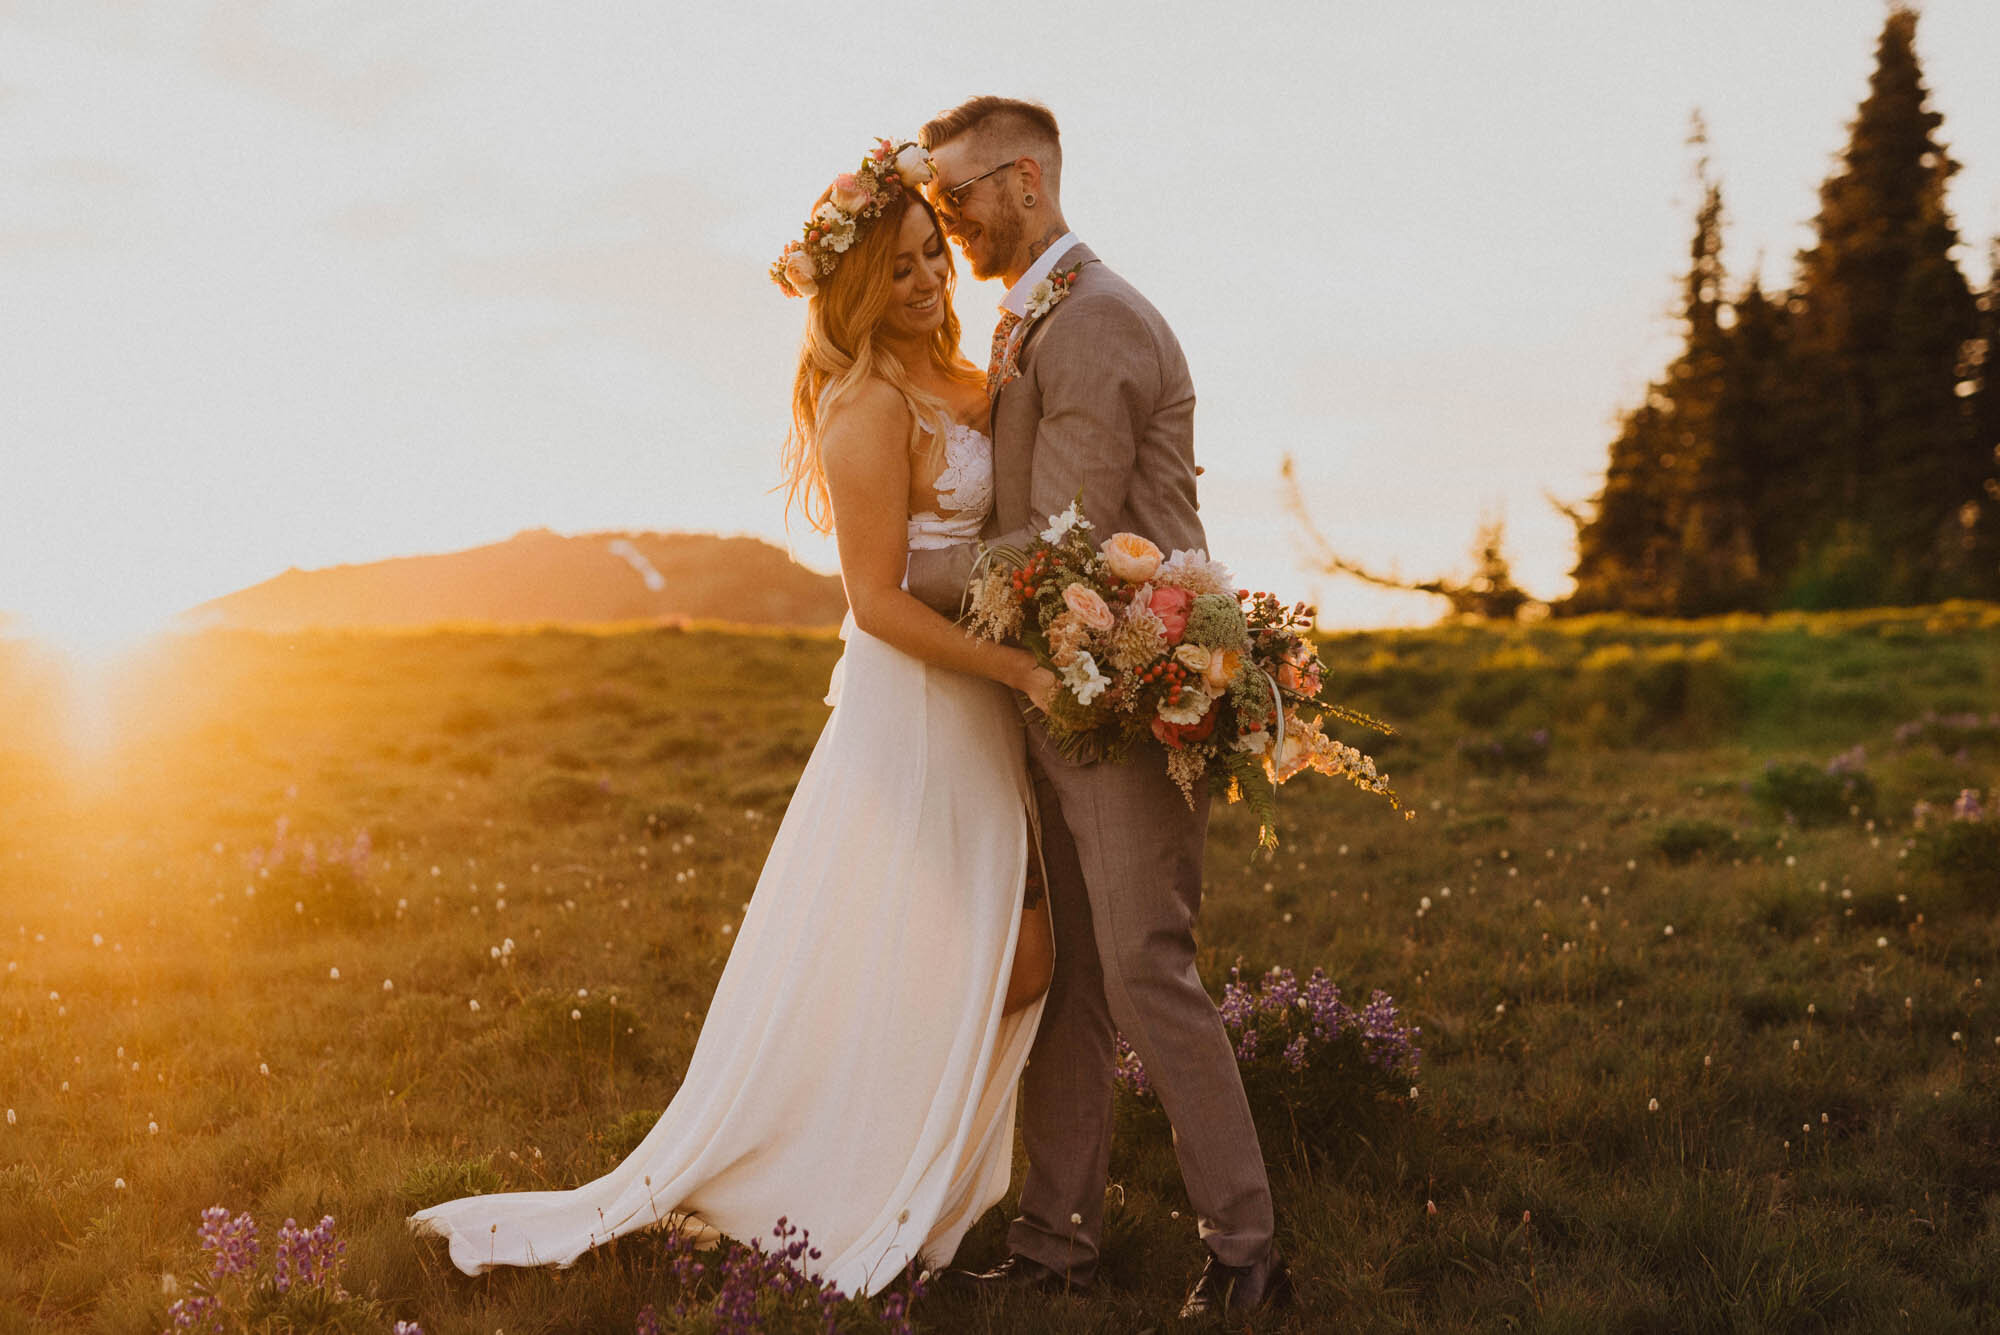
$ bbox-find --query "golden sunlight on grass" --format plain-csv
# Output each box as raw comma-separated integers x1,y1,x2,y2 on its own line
9,601,180,767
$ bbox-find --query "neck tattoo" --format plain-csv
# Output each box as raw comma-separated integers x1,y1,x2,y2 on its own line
1023,225,1066,266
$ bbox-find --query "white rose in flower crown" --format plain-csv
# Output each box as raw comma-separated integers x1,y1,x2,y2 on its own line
1101,532,1164,583
1173,643,1213,675
782,249,820,297
829,172,872,215
893,144,935,187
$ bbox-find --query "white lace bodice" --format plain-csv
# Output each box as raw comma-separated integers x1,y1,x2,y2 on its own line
907,421,993,551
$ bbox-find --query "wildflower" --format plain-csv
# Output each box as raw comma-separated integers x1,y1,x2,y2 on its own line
1647,1098,1660,1112
274,1215,345,1295
382,979,394,992
328,967,340,980
197,1206,259,1281
114,1178,126,1190
468,1000,481,1013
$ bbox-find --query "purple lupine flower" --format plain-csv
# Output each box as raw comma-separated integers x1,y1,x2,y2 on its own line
273,1215,345,1295
1234,1026,1261,1062
634,1306,661,1335
1282,1034,1308,1072
1826,745,1867,776
1113,1032,1151,1097
1954,788,1986,822
393,1324,425,1335
164,1293,221,1334
1301,968,1353,1042
1257,967,1301,1018
195,1206,259,1281
1217,965,1256,1033
1358,990,1422,1075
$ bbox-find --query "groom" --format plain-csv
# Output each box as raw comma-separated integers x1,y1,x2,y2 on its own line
905,96,1290,1319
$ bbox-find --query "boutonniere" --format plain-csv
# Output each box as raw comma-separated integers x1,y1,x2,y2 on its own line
991,261,1085,400
1022,260,1083,322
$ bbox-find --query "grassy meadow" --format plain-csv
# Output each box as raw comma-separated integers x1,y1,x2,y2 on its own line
4,605,2000,1333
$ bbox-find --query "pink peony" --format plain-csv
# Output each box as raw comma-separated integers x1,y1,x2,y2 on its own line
1061,582,1117,633
1148,586,1194,644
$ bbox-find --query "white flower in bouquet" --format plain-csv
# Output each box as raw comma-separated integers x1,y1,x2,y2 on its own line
1040,501,1087,544
1232,727,1273,756
1157,681,1214,726
1059,650,1111,705
1155,548,1236,596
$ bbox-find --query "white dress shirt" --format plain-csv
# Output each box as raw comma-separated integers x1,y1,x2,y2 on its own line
999,231,1081,317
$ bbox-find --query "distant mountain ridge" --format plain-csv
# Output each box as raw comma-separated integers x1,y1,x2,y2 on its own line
181,529,847,631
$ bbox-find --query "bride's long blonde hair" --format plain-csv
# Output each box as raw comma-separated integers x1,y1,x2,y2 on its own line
782,189,979,534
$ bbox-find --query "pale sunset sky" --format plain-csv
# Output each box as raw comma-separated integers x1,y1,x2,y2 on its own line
5,1,1999,656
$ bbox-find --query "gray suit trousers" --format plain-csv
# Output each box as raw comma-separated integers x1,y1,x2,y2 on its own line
1007,723,1275,1278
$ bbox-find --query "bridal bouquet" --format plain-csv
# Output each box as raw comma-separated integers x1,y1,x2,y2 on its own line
965,502,1405,846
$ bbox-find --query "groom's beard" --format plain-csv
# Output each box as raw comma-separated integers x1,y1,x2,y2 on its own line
966,195,1029,283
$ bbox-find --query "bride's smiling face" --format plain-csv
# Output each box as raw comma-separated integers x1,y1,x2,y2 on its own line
880,204,951,342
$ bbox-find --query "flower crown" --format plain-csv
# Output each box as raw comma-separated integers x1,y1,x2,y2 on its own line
770,138,937,299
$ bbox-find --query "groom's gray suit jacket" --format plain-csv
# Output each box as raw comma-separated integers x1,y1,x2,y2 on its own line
905,244,1205,606
907,243,1274,1278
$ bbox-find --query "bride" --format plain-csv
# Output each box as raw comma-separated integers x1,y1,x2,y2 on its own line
409,140,1057,1296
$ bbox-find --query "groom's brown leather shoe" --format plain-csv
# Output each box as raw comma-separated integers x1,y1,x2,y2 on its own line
945,1252,1090,1297
1177,1248,1293,1319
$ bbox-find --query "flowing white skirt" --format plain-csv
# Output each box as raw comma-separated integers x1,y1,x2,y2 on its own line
410,619,1042,1296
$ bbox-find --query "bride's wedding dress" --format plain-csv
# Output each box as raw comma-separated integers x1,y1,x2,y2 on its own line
410,423,1041,1296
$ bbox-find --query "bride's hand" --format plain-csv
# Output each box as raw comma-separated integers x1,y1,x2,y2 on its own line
1018,659,1057,714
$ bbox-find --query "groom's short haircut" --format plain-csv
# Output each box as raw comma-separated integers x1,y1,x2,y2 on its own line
920,96,1062,196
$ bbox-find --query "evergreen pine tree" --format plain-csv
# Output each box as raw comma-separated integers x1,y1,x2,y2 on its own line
1789,6,1978,602
1959,240,2000,591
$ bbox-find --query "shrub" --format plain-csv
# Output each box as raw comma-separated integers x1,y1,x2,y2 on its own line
1116,964,1420,1162
1651,818,1735,865
1458,729,1550,776
1914,811,2000,908
398,1157,502,1210
1751,754,1875,826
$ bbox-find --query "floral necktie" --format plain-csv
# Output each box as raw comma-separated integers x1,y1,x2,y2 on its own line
985,310,1024,400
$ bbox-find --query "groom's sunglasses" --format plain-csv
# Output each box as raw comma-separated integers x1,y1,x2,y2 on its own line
935,160,1015,215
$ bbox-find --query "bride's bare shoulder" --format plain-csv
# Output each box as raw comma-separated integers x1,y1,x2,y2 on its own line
820,380,914,479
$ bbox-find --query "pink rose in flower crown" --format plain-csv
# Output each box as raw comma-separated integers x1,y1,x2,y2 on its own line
1101,532,1164,583
1061,582,1117,633
781,247,819,298
1148,585,1194,644
829,173,872,214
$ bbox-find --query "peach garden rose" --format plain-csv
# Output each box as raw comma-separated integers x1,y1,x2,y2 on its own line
1102,532,1164,583
1061,582,1117,633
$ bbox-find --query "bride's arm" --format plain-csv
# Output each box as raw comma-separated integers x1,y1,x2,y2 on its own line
822,382,1055,706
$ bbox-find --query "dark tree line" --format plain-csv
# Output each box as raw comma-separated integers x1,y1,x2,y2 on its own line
1565,8,2000,615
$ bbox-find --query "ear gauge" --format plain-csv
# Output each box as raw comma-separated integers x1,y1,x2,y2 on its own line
1023,192,1038,208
